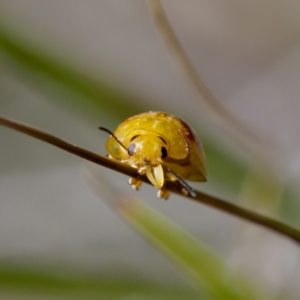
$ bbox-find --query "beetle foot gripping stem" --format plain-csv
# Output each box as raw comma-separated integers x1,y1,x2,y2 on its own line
157,188,170,200
128,177,142,190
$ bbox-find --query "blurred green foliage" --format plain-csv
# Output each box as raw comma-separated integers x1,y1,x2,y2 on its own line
120,200,267,300
0,268,204,300
0,17,298,300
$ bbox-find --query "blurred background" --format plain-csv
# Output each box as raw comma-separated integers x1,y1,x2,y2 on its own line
1,1,300,299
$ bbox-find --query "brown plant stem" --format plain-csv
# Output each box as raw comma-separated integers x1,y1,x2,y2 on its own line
148,0,269,151
1,114,300,244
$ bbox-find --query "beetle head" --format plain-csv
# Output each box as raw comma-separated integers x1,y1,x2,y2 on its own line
127,134,168,188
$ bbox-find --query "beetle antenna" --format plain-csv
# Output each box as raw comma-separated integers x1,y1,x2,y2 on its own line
167,168,196,197
99,127,131,155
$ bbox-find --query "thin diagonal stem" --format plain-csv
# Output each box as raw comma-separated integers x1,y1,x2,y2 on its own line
1,114,300,244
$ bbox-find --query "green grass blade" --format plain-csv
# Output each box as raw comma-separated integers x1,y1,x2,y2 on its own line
119,200,268,300
0,267,204,300
0,24,144,119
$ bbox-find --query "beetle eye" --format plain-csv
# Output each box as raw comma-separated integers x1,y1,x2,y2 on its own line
128,144,135,155
161,146,168,159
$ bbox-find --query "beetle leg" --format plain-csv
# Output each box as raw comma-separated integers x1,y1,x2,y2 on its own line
157,188,170,200
128,177,142,190
180,187,189,196
137,166,147,175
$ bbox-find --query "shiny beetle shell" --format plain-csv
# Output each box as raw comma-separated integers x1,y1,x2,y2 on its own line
105,112,207,196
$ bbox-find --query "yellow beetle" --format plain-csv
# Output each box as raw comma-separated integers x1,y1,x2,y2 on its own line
101,112,206,199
